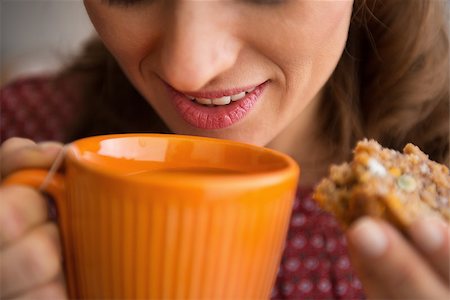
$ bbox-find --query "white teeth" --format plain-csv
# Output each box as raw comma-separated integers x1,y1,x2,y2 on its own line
230,92,246,101
212,96,231,105
196,98,213,105
188,87,256,106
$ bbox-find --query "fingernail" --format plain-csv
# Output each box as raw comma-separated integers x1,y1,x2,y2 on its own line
410,218,444,253
349,217,388,258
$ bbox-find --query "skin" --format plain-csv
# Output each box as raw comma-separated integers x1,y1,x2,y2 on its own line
0,139,66,299
84,0,354,186
0,1,448,299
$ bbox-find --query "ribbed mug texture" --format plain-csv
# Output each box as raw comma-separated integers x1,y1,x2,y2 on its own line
66,170,296,299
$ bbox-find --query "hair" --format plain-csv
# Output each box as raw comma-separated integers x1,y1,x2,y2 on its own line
60,0,449,165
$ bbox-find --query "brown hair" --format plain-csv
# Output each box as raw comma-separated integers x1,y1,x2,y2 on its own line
62,0,449,165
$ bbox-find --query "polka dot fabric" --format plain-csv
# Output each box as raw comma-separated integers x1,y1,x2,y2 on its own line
1,76,79,143
272,187,365,299
1,77,365,299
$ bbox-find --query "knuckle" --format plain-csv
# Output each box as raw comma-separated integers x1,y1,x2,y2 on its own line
0,187,29,243
0,149,36,178
0,186,46,245
0,138,36,160
37,141,64,150
24,225,62,282
1,137,35,153
0,185,44,204
1,139,63,178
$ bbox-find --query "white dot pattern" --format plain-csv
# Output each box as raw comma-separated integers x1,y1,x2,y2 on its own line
273,187,365,299
1,76,81,143
318,278,332,293
298,279,313,293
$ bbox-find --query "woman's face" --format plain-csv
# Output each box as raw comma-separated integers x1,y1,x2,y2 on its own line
84,0,354,146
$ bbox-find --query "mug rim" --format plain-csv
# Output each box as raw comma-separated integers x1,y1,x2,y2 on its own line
66,133,300,187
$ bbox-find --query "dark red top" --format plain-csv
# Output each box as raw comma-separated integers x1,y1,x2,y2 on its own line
0,76,365,299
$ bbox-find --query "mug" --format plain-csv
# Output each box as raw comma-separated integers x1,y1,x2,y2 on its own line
3,133,300,299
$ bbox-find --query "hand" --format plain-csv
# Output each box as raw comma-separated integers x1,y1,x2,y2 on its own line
347,216,449,299
0,138,67,299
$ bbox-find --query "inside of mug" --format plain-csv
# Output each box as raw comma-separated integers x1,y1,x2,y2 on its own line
71,134,291,176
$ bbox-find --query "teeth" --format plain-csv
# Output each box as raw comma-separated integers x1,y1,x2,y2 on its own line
212,96,231,105
231,92,246,101
188,87,256,106
196,98,213,105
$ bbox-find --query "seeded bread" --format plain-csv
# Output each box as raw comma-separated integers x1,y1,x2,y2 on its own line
313,139,450,230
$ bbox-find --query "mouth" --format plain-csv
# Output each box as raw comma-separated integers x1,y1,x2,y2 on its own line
166,81,269,130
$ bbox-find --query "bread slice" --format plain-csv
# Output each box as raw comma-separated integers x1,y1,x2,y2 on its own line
313,139,449,230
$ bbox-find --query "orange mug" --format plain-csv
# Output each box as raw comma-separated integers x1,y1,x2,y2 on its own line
3,133,299,299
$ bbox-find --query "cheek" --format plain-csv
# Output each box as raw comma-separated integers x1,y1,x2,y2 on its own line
282,1,354,88
284,0,353,60
308,1,354,85
309,1,354,51
84,2,159,76
247,0,353,77
265,1,353,123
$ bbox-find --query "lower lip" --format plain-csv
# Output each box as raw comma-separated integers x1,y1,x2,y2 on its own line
167,82,268,130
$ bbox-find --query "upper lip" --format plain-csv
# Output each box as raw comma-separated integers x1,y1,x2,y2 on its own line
166,81,267,99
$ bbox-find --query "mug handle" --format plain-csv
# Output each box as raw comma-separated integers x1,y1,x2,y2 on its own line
2,169,77,298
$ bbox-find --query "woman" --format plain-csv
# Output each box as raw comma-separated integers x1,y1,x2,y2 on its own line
0,0,448,299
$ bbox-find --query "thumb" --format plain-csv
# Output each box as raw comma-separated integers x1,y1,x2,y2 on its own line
1,138,64,179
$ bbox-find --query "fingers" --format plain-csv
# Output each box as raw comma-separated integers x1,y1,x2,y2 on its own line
0,137,66,299
409,218,449,283
0,223,62,298
346,217,449,299
0,186,48,248
1,137,64,178
10,278,67,300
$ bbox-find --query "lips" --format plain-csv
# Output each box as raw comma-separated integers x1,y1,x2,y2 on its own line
166,81,268,130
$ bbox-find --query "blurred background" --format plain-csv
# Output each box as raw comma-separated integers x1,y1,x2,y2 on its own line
1,0,94,84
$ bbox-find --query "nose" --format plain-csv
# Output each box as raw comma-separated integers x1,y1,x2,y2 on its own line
159,3,240,92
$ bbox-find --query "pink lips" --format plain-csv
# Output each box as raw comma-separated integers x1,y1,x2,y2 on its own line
166,81,268,130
